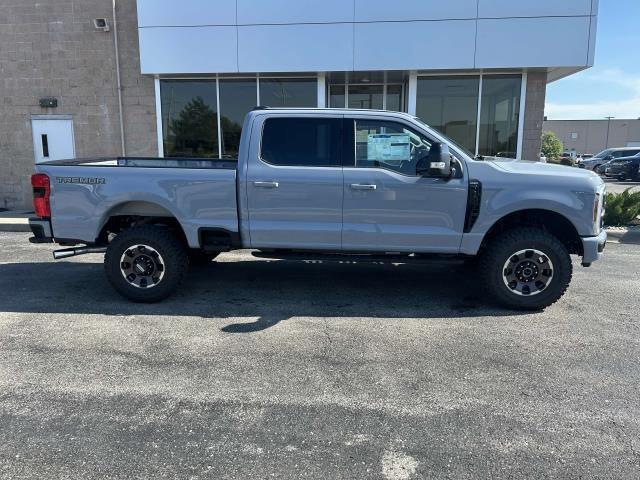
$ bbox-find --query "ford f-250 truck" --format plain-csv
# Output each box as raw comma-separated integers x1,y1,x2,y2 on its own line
28,108,607,310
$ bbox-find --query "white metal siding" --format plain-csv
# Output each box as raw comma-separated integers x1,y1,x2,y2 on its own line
354,20,476,71
137,0,598,74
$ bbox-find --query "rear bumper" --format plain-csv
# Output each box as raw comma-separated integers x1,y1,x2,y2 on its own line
581,230,607,265
28,217,53,243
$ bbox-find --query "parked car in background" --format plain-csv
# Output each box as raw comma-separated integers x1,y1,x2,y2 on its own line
580,147,640,172
495,151,517,159
603,152,640,180
559,153,575,166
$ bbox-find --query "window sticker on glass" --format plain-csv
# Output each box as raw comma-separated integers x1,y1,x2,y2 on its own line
367,134,411,165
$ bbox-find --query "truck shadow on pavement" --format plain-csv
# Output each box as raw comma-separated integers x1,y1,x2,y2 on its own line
0,258,531,330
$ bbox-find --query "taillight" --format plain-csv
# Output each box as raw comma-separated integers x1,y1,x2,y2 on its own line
31,173,51,218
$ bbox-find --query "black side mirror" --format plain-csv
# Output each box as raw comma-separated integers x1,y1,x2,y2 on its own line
417,143,452,178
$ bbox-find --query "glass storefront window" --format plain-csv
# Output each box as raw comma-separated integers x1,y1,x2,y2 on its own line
218,79,257,159
386,84,403,112
348,84,384,110
478,75,521,158
327,71,405,111
160,80,218,158
259,78,317,107
416,76,479,154
329,85,345,108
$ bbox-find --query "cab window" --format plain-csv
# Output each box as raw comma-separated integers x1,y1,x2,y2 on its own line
261,117,341,167
353,120,432,175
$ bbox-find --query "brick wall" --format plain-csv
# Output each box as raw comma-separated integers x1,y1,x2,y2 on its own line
0,0,156,210
521,70,547,161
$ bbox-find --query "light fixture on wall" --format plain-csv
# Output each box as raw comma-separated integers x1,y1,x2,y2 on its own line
93,18,110,32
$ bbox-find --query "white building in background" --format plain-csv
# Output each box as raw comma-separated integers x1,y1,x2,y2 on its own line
137,0,599,161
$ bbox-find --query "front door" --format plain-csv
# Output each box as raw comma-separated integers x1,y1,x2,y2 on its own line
342,118,468,253
31,117,75,163
246,115,344,250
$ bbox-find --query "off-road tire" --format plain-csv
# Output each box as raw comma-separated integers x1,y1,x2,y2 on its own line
478,228,572,310
104,225,189,303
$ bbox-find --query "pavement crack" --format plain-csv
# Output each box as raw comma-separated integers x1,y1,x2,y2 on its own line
321,317,333,358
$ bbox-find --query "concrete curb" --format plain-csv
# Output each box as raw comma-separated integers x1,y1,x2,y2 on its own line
606,228,640,245
0,217,30,233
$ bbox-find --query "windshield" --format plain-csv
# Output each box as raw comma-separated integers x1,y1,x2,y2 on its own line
412,117,475,158
594,149,613,158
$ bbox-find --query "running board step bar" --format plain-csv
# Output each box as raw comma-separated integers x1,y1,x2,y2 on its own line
251,251,460,265
53,246,107,260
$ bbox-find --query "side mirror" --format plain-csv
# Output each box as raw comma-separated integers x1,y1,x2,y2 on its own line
418,143,452,178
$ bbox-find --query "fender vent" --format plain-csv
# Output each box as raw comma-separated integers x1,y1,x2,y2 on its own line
464,180,482,233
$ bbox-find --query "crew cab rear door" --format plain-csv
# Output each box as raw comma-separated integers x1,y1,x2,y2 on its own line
341,116,468,253
245,114,344,249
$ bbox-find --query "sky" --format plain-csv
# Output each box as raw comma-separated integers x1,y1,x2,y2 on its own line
545,0,640,120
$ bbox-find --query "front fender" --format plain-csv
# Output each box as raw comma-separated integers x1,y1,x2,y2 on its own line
460,188,595,256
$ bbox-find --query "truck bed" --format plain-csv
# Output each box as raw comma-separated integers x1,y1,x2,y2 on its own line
36,157,239,248
41,156,238,170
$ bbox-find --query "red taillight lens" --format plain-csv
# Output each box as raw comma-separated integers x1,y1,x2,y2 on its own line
31,173,51,218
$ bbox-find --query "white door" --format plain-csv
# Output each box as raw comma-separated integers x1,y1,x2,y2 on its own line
31,117,75,163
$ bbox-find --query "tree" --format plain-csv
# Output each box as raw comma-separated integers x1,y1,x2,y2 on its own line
541,131,563,162
167,97,218,156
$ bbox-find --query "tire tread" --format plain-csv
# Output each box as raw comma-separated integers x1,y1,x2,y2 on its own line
478,227,573,310
104,225,188,303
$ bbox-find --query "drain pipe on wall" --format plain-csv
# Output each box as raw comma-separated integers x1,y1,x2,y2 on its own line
112,0,126,156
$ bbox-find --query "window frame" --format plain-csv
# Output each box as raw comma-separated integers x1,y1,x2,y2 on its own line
258,115,344,168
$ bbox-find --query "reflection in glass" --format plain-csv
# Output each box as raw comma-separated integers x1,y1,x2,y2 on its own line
160,80,218,157
386,84,403,111
219,79,257,159
259,78,317,107
478,75,521,158
329,85,345,108
416,76,479,154
348,84,384,110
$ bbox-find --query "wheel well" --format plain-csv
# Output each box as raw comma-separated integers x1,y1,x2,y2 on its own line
98,214,188,247
481,209,583,256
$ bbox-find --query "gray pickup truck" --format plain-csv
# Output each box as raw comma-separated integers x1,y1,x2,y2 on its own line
29,108,607,309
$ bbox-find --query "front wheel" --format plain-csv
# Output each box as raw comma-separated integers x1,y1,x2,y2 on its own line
104,225,189,303
478,228,572,310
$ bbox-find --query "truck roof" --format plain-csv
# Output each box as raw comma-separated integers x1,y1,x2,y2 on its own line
248,107,417,120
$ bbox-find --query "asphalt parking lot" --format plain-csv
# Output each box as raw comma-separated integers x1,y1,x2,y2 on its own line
0,232,639,479
603,178,640,194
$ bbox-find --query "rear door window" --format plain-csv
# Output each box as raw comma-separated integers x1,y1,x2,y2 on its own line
261,117,341,167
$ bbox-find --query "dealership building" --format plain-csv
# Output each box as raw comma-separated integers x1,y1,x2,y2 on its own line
0,0,599,209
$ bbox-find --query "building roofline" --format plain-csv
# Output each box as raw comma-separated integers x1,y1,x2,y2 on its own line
544,118,640,122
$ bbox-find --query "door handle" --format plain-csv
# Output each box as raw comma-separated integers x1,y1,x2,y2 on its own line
350,183,377,191
254,181,279,188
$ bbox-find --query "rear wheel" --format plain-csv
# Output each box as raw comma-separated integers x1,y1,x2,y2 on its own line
104,225,189,302
478,228,572,310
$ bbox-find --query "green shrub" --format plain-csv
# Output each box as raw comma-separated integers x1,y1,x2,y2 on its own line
541,131,563,162
603,188,640,226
